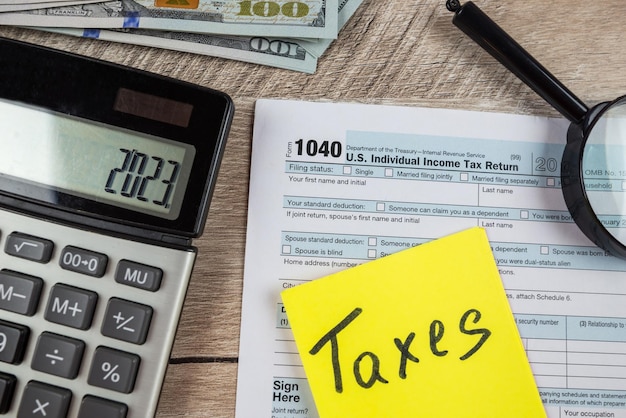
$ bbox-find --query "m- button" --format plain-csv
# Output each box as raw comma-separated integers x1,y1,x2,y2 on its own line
0,270,43,316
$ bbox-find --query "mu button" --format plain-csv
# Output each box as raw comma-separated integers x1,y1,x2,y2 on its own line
115,260,162,292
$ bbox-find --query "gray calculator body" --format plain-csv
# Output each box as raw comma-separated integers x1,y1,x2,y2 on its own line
0,37,233,417
0,210,195,417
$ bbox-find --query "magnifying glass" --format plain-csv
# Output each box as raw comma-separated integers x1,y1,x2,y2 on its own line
446,0,626,259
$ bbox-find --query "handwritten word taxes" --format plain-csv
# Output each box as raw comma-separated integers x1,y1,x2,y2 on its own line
309,306,492,393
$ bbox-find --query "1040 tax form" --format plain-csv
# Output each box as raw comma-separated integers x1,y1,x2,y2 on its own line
236,99,626,418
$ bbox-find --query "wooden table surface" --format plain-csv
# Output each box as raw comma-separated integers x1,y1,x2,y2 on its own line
2,1,626,416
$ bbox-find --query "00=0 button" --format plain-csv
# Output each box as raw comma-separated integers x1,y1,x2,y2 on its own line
59,246,108,277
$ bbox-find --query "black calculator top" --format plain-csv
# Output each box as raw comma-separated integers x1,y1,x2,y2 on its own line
0,37,234,245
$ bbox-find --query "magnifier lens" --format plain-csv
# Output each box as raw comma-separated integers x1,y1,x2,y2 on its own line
582,100,626,246
448,1,626,257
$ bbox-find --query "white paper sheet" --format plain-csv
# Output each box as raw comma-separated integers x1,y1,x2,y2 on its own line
236,99,626,418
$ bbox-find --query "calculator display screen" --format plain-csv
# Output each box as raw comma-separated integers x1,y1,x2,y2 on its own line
0,99,195,220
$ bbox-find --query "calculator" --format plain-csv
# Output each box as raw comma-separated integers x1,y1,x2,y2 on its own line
0,37,233,417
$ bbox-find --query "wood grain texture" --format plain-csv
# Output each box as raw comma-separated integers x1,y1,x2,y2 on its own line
1,1,626,416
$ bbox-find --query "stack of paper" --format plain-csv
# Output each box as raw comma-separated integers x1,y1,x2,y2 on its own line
236,99,626,418
0,0,363,73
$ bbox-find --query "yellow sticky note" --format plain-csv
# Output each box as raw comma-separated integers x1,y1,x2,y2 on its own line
281,227,545,418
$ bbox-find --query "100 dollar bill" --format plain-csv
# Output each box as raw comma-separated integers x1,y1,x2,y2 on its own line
0,0,338,38
299,0,361,57
47,27,319,72
38,0,361,73
0,0,101,12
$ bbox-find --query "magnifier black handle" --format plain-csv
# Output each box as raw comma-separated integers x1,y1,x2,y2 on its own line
447,1,588,123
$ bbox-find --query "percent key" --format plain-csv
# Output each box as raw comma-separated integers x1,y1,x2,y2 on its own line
88,347,141,393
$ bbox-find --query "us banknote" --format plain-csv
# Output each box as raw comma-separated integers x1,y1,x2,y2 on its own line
0,0,95,4
48,27,319,72
300,0,362,57
39,0,361,73
0,0,338,39
0,0,100,12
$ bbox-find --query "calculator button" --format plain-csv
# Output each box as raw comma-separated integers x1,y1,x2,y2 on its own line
44,284,98,330
0,319,30,364
88,346,140,394
31,332,85,379
59,246,108,277
102,298,153,345
5,233,54,264
0,270,43,316
78,395,128,418
17,381,71,418
115,260,163,292
0,372,16,413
